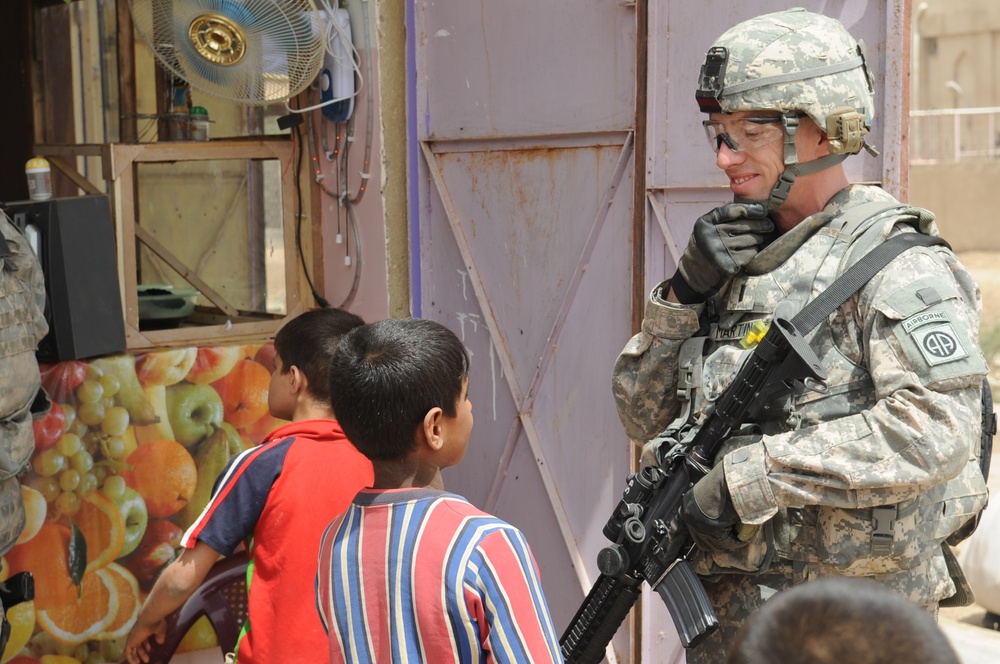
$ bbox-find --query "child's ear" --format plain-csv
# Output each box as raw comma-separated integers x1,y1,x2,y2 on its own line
288,365,308,395
420,407,446,451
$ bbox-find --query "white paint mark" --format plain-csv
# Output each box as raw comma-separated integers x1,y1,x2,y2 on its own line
490,339,497,421
457,269,469,300
435,29,450,37
456,312,470,341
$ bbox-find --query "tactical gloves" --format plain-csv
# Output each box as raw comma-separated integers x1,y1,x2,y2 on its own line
680,463,746,552
671,202,773,304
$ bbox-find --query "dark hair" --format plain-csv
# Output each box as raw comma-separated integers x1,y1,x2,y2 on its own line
329,317,470,461
273,307,365,403
726,577,961,664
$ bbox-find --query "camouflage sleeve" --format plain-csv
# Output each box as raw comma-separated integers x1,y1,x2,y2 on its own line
725,245,988,524
611,280,704,442
1,213,48,345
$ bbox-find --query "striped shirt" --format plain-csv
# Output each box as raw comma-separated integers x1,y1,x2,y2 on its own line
316,487,563,663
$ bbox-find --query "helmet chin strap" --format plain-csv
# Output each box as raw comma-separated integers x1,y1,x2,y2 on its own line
761,111,849,212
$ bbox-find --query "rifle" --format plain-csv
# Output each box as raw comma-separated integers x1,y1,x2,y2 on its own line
560,316,826,663
0,572,33,654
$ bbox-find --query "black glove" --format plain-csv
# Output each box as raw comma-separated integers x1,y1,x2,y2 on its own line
679,463,746,553
671,202,773,303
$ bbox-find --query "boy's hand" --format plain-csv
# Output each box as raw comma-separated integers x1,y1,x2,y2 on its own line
125,618,167,663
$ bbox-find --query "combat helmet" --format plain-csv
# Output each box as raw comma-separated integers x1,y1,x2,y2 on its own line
695,8,878,211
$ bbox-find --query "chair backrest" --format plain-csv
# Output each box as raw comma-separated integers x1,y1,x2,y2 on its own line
124,549,250,664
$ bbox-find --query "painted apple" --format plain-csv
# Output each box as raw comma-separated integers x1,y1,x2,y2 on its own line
185,345,244,385
108,486,149,557
136,347,198,387
39,359,87,403
165,382,225,447
120,518,184,586
253,342,277,374
31,401,65,450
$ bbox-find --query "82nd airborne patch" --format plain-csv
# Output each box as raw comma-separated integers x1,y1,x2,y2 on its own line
909,321,968,366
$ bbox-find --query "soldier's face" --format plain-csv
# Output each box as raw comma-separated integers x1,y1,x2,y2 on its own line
711,111,785,201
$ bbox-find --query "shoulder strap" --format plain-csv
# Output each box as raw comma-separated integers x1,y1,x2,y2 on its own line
829,200,908,237
790,232,949,334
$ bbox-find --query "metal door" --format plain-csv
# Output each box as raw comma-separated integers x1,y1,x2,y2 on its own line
409,1,637,660
409,1,906,662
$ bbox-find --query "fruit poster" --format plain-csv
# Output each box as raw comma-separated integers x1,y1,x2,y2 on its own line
4,343,287,664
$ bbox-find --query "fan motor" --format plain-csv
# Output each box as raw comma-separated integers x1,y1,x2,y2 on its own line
188,13,246,66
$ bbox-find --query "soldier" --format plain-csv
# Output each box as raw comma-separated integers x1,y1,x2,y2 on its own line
0,207,49,648
611,8,989,662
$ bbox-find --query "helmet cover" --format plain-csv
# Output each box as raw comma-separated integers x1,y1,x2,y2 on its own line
696,8,875,146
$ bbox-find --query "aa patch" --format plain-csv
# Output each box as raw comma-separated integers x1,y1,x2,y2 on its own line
911,323,968,366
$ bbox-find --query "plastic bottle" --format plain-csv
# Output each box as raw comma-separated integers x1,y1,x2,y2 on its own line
25,157,53,201
190,106,210,141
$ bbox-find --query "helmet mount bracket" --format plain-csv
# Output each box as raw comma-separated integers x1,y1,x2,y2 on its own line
826,107,868,155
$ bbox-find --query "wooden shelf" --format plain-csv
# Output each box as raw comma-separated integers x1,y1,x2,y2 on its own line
35,139,313,351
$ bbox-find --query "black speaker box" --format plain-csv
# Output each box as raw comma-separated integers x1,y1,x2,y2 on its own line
5,195,127,362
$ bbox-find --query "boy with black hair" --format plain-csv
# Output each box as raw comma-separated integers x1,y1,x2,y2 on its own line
126,307,375,664
726,577,961,664
316,317,563,663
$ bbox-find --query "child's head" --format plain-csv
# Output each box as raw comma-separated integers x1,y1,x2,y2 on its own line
726,577,961,664
329,317,471,462
270,307,365,419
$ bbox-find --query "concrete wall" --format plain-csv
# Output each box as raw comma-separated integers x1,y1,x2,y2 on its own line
914,0,1000,109
909,161,1000,252
376,1,410,317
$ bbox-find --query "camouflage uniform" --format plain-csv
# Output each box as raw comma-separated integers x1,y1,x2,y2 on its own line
612,8,990,662
0,210,48,555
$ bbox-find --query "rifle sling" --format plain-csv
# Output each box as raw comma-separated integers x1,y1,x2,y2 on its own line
789,232,948,335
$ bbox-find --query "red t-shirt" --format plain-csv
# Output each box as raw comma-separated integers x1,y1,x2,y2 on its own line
183,419,374,663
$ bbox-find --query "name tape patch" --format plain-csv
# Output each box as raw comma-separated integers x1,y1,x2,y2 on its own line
912,323,968,366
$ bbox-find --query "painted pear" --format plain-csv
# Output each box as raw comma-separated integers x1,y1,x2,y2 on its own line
91,355,159,425
178,422,246,529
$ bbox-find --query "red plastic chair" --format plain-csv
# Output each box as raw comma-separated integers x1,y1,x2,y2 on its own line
123,550,249,663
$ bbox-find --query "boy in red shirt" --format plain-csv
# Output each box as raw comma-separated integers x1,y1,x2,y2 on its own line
126,308,375,664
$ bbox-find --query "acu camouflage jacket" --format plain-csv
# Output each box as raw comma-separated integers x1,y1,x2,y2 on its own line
612,184,989,605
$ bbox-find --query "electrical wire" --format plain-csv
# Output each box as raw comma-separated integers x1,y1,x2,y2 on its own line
284,0,364,114
340,0,374,206
306,102,364,309
293,0,374,309
292,122,330,308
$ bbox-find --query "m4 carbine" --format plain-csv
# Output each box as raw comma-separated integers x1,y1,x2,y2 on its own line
560,317,826,663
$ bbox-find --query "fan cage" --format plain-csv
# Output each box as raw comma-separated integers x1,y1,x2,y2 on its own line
129,0,325,106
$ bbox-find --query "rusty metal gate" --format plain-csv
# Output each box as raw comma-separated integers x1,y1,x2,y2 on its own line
408,1,906,661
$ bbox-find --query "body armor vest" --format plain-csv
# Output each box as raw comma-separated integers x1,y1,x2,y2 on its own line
698,201,988,578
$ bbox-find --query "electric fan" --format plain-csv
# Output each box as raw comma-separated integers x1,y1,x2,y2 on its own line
128,0,325,106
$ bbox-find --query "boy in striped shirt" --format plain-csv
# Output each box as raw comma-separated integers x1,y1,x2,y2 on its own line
317,317,563,663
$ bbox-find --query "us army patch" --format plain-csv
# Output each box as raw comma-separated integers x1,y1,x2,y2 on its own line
910,322,968,366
